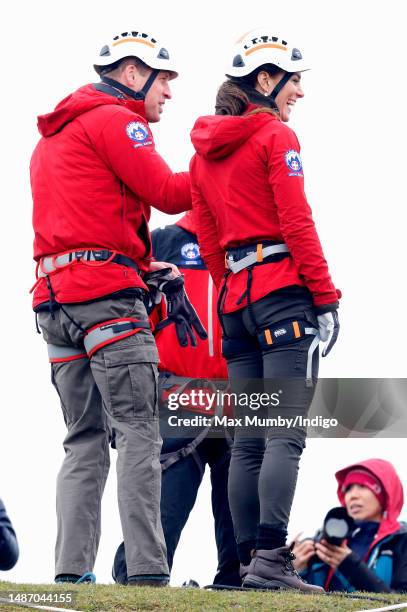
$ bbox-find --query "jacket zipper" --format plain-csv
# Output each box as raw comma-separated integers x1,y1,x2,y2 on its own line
207,275,214,357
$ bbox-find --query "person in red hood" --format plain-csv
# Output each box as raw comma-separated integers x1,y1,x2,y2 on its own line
189,28,341,592
30,29,193,586
293,459,407,592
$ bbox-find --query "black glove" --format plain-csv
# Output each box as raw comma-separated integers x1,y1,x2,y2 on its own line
144,269,207,347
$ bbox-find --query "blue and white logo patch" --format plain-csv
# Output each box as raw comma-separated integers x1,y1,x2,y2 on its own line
181,242,200,261
126,121,150,145
285,149,303,176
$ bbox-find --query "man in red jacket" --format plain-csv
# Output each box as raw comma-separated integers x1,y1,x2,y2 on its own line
30,29,192,586
112,211,241,586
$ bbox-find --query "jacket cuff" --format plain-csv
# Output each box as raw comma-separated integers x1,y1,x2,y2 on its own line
314,302,339,315
338,551,392,593
338,551,360,574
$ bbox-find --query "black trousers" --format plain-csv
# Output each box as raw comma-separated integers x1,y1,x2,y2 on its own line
220,287,319,554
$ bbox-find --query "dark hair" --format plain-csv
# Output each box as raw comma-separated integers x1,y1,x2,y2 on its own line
215,63,283,116
95,56,149,77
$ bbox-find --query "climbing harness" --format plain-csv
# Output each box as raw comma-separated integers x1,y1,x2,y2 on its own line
220,242,319,386
37,248,139,278
47,317,150,362
159,375,232,474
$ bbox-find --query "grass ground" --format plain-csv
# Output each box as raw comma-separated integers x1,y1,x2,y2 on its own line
1,581,406,612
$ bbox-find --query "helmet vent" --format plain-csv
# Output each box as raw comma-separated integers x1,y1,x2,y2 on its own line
232,54,245,68
121,32,129,37
272,36,278,42
282,40,288,46
99,45,111,57
157,47,169,59
291,48,303,60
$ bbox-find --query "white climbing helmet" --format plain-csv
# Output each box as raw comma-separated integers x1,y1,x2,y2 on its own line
94,30,178,78
226,28,310,77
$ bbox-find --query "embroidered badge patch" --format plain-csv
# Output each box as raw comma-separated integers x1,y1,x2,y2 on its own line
181,242,201,264
126,121,152,148
285,149,303,176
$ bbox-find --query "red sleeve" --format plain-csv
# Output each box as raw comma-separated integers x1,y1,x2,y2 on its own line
190,156,225,289
267,125,340,306
96,109,191,214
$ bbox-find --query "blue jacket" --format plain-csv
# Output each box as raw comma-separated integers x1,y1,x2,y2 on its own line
303,522,407,593
303,457,407,593
0,498,19,571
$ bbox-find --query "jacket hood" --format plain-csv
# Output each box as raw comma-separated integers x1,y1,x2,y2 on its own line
37,84,147,137
176,210,196,235
336,459,404,544
190,109,277,160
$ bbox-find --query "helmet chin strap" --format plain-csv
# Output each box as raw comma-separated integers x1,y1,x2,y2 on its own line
268,71,293,102
101,69,159,101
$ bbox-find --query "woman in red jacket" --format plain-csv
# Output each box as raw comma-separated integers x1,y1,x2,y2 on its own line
190,28,340,591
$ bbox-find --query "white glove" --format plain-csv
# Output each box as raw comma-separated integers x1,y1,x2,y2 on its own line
317,310,340,357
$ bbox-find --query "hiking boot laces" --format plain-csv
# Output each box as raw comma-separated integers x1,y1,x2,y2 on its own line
282,549,308,583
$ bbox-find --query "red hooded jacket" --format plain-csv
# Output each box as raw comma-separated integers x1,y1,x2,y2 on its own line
190,108,340,314
336,458,404,553
150,212,228,416
151,211,226,380
30,84,191,308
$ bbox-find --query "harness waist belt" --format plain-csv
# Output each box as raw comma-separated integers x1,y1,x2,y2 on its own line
38,249,139,277
226,242,289,274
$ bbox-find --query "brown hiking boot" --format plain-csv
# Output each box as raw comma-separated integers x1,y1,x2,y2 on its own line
242,545,324,593
239,563,250,583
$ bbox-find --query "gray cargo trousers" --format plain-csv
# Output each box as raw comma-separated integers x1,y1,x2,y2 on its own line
37,295,169,578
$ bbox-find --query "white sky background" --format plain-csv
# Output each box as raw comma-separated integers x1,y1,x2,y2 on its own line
1,0,407,588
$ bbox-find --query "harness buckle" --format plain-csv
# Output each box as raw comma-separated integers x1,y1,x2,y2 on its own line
257,320,320,386
84,317,150,358
93,249,111,261
225,242,289,274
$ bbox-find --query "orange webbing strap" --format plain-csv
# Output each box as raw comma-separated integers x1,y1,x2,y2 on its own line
264,329,273,345
292,321,301,338
256,243,263,263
